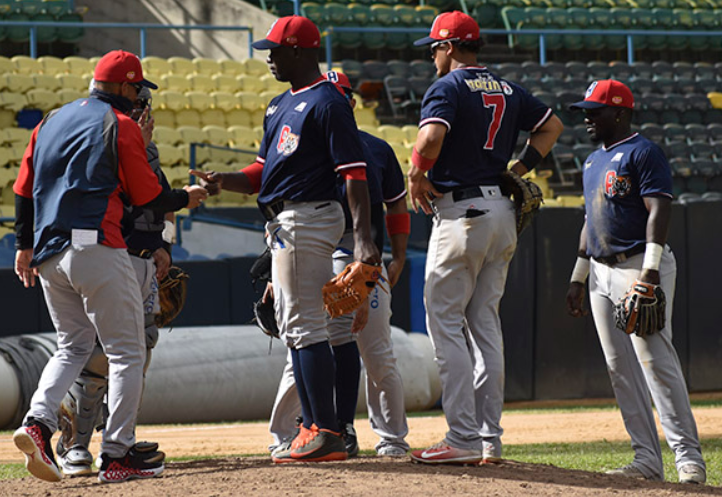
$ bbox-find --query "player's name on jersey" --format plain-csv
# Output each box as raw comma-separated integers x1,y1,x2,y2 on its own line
464,77,511,95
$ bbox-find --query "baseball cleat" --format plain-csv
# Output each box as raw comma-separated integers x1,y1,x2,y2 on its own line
57,445,93,476
605,464,661,481
98,447,165,484
13,420,63,482
410,441,482,465
341,422,359,458
678,463,706,484
287,424,347,462
377,445,407,457
482,441,503,464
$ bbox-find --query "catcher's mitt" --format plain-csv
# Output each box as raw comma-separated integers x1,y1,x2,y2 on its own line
322,261,386,319
613,281,666,337
253,296,279,339
499,170,544,235
155,266,189,328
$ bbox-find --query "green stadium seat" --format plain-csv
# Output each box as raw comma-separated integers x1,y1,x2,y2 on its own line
387,60,411,78
563,8,589,51
606,8,632,52
500,6,526,48
415,5,439,26
56,10,84,44
370,4,394,25
325,3,348,24
542,8,566,51
640,123,665,143
609,61,633,81
586,7,611,50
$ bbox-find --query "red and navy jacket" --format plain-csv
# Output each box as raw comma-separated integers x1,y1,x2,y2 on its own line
14,93,162,266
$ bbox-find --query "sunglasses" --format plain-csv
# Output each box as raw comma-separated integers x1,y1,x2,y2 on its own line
130,82,143,93
429,38,460,55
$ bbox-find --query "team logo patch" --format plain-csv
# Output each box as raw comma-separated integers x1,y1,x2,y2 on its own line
277,124,300,156
585,81,598,99
439,28,450,38
612,96,623,105
266,105,278,116
612,152,624,162
126,71,135,80
294,102,307,112
286,35,298,45
605,170,632,198
501,81,513,95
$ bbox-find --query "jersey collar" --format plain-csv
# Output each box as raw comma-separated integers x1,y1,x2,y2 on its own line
290,76,328,96
603,132,639,152
452,65,487,72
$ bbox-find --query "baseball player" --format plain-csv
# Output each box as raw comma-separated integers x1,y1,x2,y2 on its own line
12,50,207,483
191,16,380,463
268,71,411,459
407,12,563,465
566,80,706,484
55,84,176,476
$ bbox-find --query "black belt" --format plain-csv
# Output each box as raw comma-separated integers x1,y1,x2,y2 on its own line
260,201,333,221
451,186,501,202
128,248,153,259
260,201,285,221
593,245,645,266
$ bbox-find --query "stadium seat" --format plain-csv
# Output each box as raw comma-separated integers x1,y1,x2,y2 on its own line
188,74,215,92
193,57,222,76
378,125,405,144
0,57,13,75
153,126,182,145
12,56,42,75
186,91,214,112
383,75,413,120
63,56,93,76
0,73,33,93
152,109,176,128
0,92,28,112
261,74,289,93
200,109,227,128
177,125,206,145
2,127,31,146
685,123,709,143
237,74,265,93
142,56,173,79
242,58,267,77
213,74,239,93
235,91,264,111
354,106,379,126
212,91,239,112
168,57,196,76
409,60,435,79
157,90,189,112
220,59,246,77
691,142,715,160
259,90,277,108
175,109,202,127
225,108,253,127
202,125,231,147
33,73,61,91
162,74,192,93
228,125,257,149
387,60,411,79
57,89,84,105
640,123,665,143
56,73,89,92
37,56,68,75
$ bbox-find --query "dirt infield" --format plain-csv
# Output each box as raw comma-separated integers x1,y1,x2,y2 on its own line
2,402,722,496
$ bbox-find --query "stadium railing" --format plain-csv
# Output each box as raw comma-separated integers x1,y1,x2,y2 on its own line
0,20,255,59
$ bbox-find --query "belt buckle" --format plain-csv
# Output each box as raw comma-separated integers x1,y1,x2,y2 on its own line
616,253,627,264
139,249,152,259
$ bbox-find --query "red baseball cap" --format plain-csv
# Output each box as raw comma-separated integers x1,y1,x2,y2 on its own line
252,16,321,50
323,70,353,95
93,50,157,89
414,11,480,47
570,80,634,110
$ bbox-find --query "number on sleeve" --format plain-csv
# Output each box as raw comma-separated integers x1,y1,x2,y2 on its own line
481,93,506,150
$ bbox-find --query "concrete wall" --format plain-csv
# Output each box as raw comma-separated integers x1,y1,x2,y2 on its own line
76,0,276,60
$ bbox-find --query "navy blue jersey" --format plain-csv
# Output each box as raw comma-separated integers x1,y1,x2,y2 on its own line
256,79,366,206
419,66,551,192
340,130,408,250
582,133,673,259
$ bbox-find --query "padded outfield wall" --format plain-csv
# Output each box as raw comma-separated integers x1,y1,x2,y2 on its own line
2,202,721,401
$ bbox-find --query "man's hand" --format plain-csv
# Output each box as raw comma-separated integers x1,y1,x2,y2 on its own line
15,248,37,288
183,184,208,208
386,257,405,288
566,282,588,318
638,268,660,286
153,247,171,281
354,237,381,266
189,170,222,196
408,166,442,215
262,281,274,303
139,107,154,148
351,298,369,334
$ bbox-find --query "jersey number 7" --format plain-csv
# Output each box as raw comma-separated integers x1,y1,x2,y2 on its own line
481,93,506,150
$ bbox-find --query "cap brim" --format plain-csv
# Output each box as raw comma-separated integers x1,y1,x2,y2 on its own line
569,100,607,110
140,79,158,90
413,36,436,47
252,39,282,50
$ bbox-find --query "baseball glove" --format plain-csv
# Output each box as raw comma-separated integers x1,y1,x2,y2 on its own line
613,281,666,337
250,247,272,287
155,266,189,328
322,261,386,319
499,170,544,235
253,296,279,339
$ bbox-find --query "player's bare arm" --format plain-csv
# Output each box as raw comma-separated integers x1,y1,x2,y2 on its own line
408,122,445,215
566,221,589,318
385,198,409,288
346,179,381,265
511,115,564,177
639,195,672,285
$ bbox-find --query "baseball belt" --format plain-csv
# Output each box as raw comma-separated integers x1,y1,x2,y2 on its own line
593,245,645,266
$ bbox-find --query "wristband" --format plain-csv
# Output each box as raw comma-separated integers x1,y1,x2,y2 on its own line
162,220,176,244
411,148,437,172
340,166,367,181
241,161,263,193
386,212,411,237
570,256,590,284
518,144,543,170
642,243,664,271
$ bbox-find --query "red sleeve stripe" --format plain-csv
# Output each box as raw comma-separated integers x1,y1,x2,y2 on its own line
531,108,553,133
419,117,451,132
384,189,407,203
340,167,366,181
241,161,263,194
335,161,367,171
